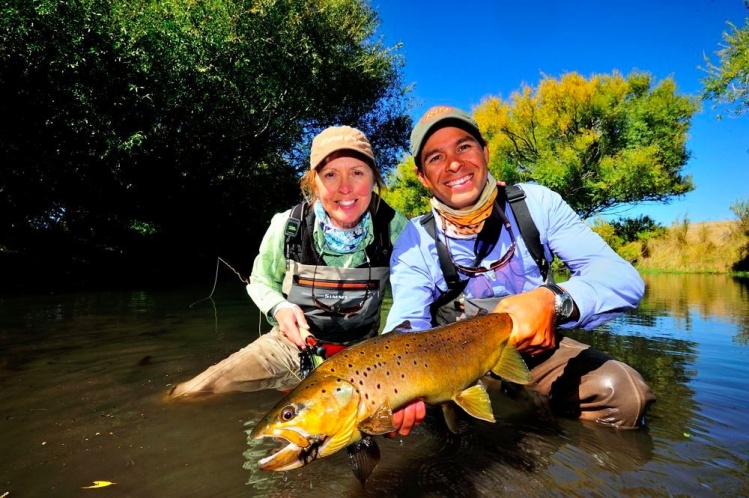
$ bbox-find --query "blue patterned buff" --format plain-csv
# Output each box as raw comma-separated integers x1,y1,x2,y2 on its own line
313,199,370,254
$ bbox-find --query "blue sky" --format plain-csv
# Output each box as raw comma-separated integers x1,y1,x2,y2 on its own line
374,0,748,225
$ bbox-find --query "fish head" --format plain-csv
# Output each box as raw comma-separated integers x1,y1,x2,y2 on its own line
250,375,362,471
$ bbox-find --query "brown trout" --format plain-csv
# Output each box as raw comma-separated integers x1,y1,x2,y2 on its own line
249,313,531,482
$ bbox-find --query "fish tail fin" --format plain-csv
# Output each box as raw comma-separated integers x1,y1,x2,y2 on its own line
490,344,532,385
453,381,496,423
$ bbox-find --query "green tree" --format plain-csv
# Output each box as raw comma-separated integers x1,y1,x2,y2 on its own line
730,197,749,236
473,71,697,219
611,215,666,243
381,157,431,219
0,0,412,285
701,17,749,118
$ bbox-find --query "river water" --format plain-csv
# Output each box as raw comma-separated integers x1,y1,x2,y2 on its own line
1,273,748,497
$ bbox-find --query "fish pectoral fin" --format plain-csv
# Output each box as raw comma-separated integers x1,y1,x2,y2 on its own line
453,382,496,423
490,343,532,385
347,436,381,486
441,402,460,434
358,401,396,435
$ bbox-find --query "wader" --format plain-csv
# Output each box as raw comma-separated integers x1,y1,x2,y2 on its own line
423,185,654,428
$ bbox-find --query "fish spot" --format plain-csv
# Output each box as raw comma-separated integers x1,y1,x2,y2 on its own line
394,388,399,394
401,374,405,379
413,360,417,365
359,380,364,385
377,383,381,389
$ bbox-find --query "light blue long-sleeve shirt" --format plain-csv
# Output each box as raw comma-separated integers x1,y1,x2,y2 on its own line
384,183,644,332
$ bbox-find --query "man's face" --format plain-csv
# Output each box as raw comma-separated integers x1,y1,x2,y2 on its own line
416,126,490,210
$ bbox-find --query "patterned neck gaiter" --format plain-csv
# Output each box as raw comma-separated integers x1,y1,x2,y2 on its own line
431,172,498,239
313,199,370,253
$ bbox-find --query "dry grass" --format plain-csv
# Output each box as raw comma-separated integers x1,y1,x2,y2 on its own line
637,220,749,274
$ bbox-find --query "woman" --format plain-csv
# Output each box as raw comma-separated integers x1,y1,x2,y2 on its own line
171,126,408,396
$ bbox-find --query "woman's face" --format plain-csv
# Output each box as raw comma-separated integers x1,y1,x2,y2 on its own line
314,152,375,229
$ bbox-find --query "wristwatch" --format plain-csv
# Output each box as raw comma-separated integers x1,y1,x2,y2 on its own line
541,283,574,322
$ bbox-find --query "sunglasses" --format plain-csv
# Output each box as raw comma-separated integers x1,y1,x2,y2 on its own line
308,263,373,316
443,207,516,276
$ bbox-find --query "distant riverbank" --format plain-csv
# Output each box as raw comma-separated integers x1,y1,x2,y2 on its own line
636,219,749,276
2,218,747,296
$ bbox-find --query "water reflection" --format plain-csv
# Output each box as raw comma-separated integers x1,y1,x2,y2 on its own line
638,273,749,343
1,274,748,496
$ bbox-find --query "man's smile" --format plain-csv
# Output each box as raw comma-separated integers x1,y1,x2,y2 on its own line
445,174,473,187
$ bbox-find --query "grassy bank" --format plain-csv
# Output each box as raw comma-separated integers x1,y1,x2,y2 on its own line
634,219,749,276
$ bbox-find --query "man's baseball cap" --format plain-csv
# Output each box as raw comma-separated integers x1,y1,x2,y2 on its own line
310,126,375,170
410,106,483,167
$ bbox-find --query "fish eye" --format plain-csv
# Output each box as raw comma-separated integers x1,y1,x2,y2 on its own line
280,406,296,421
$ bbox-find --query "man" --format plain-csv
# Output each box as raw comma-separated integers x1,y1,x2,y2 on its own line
385,106,654,435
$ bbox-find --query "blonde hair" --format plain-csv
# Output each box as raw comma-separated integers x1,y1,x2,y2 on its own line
300,150,386,205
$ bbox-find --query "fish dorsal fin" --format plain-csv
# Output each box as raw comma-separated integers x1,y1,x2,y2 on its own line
358,399,396,435
490,343,532,385
441,403,461,434
453,381,496,423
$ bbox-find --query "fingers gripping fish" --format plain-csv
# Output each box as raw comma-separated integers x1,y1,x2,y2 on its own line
249,313,531,483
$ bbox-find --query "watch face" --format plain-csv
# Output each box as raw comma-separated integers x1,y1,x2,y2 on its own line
545,284,574,319
560,296,574,317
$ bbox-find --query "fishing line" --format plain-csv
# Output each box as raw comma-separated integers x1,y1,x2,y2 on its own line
188,257,250,309
187,257,253,338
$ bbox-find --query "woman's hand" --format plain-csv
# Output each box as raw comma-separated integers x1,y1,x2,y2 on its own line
386,400,426,437
493,287,557,356
273,302,310,348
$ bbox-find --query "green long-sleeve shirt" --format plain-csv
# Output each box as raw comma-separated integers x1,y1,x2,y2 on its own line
247,204,408,325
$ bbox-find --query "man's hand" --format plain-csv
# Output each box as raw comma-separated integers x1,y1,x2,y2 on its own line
492,287,558,356
273,303,310,349
386,400,426,437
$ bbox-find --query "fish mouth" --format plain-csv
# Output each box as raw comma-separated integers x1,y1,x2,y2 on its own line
253,430,329,471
